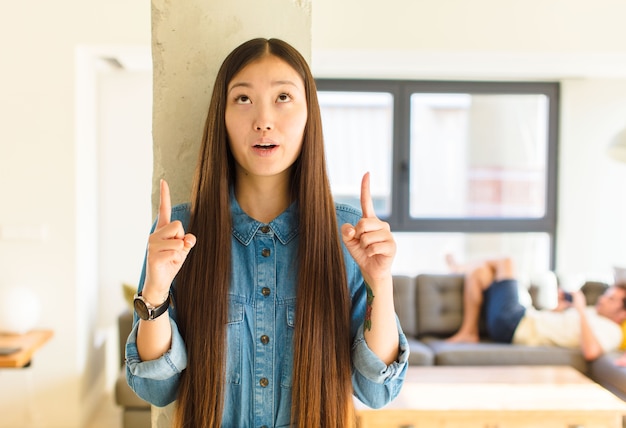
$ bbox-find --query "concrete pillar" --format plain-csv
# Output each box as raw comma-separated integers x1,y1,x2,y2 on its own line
151,0,312,215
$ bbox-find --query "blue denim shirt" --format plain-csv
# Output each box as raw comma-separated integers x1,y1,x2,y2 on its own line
126,196,409,427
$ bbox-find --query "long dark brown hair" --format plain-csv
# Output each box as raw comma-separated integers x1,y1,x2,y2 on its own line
174,38,354,427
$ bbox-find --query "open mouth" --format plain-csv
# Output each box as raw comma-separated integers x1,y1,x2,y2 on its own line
254,144,277,150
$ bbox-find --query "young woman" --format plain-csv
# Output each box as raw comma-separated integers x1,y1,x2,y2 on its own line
126,38,408,427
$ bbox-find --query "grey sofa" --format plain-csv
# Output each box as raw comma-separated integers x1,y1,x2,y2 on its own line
393,273,626,401
115,273,626,428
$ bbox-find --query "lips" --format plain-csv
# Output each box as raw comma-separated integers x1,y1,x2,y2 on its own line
253,138,278,151
254,143,277,150
252,138,279,156
253,138,277,147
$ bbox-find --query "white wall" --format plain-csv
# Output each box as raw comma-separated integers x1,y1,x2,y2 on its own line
313,0,626,53
96,68,153,329
558,79,626,280
0,2,150,427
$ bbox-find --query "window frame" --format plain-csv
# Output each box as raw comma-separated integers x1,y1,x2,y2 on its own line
316,79,560,268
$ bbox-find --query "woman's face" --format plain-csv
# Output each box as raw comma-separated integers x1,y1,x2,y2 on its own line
225,54,307,182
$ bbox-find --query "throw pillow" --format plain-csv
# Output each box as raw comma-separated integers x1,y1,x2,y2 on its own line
122,283,137,314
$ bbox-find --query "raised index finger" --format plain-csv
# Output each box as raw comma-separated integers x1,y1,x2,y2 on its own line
360,172,376,219
157,179,172,228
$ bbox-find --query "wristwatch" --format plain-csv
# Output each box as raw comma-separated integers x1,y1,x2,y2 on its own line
133,292,170,321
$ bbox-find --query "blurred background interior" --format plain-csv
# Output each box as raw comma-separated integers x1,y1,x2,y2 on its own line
1,1,626,426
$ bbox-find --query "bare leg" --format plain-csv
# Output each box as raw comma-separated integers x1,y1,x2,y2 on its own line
446,257,515,343
445,254,465,273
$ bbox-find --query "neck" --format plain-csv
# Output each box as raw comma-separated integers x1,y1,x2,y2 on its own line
234,172,292,223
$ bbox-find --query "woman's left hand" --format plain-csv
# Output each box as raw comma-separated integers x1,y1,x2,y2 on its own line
341,173,396,285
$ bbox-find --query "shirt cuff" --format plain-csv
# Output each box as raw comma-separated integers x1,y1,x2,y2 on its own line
125,317,187,380
352,318,410,384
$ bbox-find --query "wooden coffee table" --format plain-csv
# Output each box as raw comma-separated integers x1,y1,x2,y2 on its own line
355,366,626,428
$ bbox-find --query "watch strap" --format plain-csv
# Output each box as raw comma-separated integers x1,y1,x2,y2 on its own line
134,292,170,321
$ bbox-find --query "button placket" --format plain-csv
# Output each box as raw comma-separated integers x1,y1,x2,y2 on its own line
253,232,276,424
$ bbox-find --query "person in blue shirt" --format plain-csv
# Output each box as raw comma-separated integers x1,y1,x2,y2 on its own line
126,37,409,428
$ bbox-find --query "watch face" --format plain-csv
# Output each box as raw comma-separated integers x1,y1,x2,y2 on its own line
134,298,150,320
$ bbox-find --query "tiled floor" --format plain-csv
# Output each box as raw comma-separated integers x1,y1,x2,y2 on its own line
86,393,122,428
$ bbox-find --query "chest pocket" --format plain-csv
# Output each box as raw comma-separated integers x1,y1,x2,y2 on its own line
280,303,296,388
226,300,244,385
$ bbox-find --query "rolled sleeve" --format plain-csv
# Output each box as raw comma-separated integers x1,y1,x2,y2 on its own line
125,316,187,406
351,318,409,408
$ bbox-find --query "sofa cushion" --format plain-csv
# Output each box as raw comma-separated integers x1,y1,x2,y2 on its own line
415,274,464,337
424,338,589,373
589,352,626,400
405,338,435,366
116,368,151,408
392,275,418,337
123,409,151,428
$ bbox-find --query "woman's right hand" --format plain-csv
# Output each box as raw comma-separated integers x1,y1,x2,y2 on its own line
142,179,196,304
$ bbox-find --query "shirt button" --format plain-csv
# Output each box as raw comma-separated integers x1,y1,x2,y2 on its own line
260,335,270,344
260,225,270,233
260,377,269,387
261,287,271,297
261,248,271,257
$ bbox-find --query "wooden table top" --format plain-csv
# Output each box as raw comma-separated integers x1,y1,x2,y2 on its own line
356,365,626,412
0,330,53,368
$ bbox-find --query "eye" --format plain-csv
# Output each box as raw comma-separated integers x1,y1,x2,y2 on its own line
235,95,251,104
277,93,292,103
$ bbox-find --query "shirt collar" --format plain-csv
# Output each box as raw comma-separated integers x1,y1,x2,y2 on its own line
230,190,299,246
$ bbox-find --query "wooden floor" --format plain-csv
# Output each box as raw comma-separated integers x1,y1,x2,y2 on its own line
86,393,122,428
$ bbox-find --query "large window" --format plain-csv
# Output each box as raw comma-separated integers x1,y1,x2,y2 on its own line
317,80,559,272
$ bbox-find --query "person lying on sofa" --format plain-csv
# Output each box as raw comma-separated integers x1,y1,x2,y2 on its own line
445,256,626,361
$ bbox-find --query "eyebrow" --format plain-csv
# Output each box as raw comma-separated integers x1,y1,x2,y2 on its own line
228,80,300,94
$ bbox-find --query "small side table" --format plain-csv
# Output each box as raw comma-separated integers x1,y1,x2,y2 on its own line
0,330,53,427
0,330,53,368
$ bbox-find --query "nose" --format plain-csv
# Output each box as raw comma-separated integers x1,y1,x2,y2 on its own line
253,105,273,131
254,119,273,131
